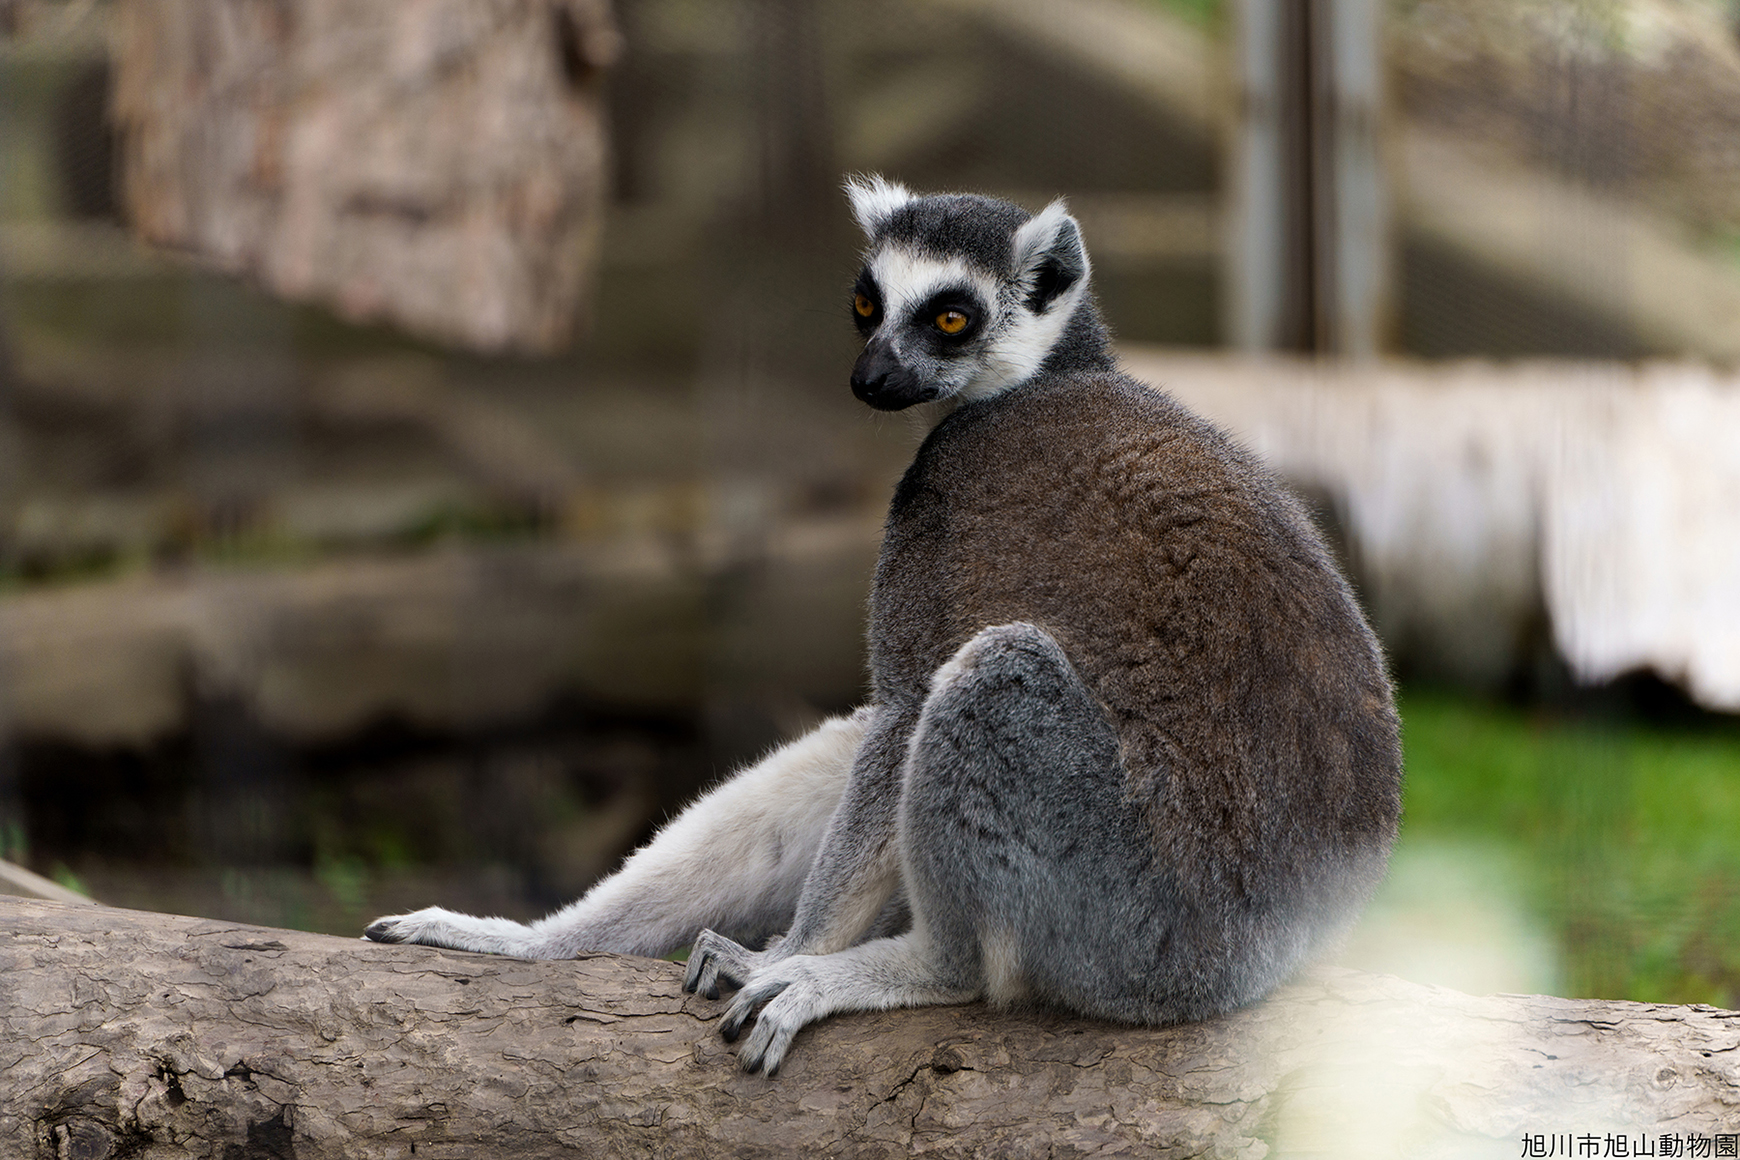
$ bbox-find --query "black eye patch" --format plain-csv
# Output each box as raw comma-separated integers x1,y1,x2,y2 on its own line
851,271,883,331
910,287,984,342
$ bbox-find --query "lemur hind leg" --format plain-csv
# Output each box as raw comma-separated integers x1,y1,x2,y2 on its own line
363,708,870,959
903,622,1235,1027
715,623,1148,1074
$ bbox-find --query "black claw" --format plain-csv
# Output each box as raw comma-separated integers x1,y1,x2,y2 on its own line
363,921,400,943
704,983,719,1000
721,1015,743,1043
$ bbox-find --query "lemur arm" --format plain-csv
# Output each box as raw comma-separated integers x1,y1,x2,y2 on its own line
684,702,915,995
779,703,916,952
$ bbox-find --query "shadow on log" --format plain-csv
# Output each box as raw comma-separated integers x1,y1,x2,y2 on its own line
2,896,1736,1158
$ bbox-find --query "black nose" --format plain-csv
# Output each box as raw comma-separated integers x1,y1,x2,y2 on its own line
851,344,931,411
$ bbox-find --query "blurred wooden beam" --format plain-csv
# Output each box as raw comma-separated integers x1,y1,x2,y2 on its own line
0,515,881,748
991,191,1217,264
0,857,95,904
0,219,174,281
940,0,1218,132
1401,130,1740,363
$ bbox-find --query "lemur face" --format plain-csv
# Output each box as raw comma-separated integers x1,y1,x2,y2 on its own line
845,176,1092,412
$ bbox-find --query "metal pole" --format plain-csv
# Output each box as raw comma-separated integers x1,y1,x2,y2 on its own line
1227,0,1288,351
1324,0,1388,357
1227,0,1387,356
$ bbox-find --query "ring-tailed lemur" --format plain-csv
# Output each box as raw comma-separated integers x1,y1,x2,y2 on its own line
365,177,1403,1076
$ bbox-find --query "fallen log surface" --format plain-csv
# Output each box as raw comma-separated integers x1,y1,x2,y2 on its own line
3,897,1738,1159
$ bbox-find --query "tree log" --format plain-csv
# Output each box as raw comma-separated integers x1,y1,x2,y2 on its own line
3,897,1737,1159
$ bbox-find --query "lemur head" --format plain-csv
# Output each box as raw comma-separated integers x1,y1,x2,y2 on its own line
844,175,1108,412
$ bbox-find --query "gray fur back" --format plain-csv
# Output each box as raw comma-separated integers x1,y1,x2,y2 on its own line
872,368,1403,938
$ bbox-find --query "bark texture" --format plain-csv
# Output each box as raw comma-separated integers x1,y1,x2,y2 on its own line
4,898,1740,1158
110,0,618,353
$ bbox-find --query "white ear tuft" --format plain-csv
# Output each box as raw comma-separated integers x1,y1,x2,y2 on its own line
1010,198,1090,312
1011,199,1078,273
845,174,915,239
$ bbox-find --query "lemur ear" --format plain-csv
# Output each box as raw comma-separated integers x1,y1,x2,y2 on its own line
845,174,915,239
1012,199,1089,314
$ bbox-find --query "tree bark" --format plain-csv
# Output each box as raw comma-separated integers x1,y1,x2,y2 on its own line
109,0,619,354
3,896,1737,1159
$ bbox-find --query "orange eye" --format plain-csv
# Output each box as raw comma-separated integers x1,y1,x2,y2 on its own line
854,293,876,318
935,310,969,335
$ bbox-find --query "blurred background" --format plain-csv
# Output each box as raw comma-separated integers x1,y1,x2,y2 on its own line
2,0,1738,1012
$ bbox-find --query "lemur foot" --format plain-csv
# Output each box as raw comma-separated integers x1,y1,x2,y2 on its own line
363,907,445,944
362,906,534,955
719,956,830,1076
684,931,823,1075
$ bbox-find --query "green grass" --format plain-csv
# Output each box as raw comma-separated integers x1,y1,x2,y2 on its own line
1139,0,1222,31
1397,689,1740,1007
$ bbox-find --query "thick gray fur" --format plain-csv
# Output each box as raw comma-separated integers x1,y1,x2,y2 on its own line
365,177,1403,1076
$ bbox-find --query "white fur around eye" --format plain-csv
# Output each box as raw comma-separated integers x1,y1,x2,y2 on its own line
868,248,998,327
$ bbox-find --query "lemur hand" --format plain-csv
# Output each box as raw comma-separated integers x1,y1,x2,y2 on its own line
682,929,784,1001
